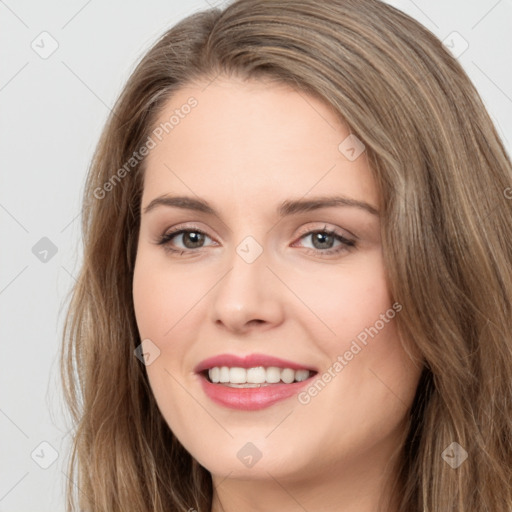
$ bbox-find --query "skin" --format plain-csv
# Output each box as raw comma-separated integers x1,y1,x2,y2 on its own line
132,75,423,512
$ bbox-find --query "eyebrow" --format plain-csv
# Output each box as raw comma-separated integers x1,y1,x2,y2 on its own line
143,194,379,217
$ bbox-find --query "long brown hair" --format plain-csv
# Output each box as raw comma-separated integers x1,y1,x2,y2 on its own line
60,0,512,510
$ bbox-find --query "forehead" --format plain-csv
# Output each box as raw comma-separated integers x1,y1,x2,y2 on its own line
141,76,379,214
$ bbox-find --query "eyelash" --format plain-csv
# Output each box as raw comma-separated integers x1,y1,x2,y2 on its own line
155,224,356,258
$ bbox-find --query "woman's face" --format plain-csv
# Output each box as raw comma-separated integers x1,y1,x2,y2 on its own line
133,76,422,485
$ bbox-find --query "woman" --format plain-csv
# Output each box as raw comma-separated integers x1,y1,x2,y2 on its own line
60,0,512,510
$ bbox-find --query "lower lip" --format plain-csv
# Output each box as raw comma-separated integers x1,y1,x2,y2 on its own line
197,373,316,410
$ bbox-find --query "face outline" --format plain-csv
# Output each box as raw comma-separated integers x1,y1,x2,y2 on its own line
132,75,422,506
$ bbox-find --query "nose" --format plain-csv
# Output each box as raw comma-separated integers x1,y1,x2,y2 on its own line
209,241,285,334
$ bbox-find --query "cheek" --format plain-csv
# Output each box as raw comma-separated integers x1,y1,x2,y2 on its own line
132,255,200,426
293,249,415,428
292,248,393,345
133,274,176,337
132,251,205,339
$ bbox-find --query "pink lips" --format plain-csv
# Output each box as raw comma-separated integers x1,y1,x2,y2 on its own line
194,353,318,411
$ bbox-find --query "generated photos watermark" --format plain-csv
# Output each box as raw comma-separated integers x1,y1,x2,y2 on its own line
93,96,198,200
298,302,402,405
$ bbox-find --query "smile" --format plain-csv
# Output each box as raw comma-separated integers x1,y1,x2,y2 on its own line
206,366,313,386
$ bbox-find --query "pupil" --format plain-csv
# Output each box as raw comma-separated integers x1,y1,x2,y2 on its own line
313,232,333,249
185,232,204,248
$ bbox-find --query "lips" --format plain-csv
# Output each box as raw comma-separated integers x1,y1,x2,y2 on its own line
194,353,318,411
194,353,318,374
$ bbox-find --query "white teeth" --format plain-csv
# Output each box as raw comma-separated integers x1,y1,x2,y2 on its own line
209,367,220,383
266,366,281,383
247,367,266,383
281,368,295,384
207,366,313,385
219,366,230,383
229,367,246,384
295,369,310,382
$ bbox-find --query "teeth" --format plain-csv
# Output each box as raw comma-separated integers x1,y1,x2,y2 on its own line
266,367,281,383
207,366,313,385
229,367,246,384
281,368,295,384
247,367,266,383
295,369,310,382
219,366,230,383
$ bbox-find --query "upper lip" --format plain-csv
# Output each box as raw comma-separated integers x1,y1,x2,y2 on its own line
194,353,318,374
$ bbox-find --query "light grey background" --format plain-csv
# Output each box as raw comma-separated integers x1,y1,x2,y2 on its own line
1,0,511,510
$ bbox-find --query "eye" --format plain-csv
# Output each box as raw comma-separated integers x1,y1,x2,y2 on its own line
292,225,355,257
155,224,356,257
156,226,215,255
